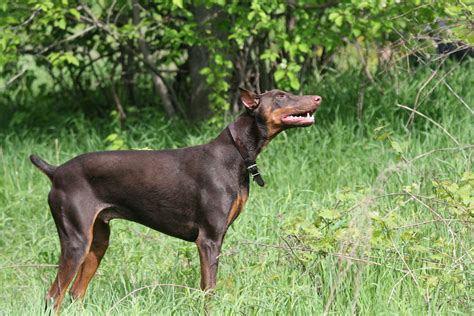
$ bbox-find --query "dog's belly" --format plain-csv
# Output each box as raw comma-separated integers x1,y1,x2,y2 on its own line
99,202,200,242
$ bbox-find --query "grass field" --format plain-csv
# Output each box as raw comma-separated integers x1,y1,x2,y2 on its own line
1,63,473,315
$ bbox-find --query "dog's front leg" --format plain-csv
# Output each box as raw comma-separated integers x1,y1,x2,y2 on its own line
196,233,223,291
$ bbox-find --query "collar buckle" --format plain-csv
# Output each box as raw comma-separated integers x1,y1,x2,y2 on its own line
246,163,260,177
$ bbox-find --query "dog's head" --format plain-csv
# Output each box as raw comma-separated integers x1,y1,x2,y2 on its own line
240,88,322,139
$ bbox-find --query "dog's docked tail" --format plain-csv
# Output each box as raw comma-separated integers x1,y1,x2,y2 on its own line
30,155,57,181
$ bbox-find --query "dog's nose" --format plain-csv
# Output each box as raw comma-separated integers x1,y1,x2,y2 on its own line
313,96,322,105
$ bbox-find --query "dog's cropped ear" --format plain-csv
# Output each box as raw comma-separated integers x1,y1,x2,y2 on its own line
239,88,260,110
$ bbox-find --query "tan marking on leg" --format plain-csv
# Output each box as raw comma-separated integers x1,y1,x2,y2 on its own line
70,219,110,300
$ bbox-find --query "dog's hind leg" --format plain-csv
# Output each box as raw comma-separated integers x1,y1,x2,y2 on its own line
45,190,100,312
69,218,110,300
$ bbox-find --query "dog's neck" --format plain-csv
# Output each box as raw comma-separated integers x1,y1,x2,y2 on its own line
222,112,269,161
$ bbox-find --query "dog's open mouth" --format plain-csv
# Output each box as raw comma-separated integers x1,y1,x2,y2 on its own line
281,110,316,126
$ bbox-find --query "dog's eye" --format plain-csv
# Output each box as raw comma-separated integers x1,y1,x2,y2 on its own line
276,93,286,98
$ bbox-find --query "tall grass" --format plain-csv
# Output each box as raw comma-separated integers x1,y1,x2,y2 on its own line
0,62,472,315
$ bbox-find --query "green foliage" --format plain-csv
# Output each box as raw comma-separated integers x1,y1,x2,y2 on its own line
1,1,471,124
433,171,474,219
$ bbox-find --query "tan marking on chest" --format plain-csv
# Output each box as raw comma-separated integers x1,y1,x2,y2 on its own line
226,191,249,226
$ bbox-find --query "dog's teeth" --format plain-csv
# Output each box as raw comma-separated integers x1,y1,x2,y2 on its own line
307,113,310,118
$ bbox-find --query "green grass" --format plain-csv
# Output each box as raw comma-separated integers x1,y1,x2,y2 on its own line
0,63,473,315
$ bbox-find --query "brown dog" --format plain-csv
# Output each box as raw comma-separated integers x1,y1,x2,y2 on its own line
31,88,321,312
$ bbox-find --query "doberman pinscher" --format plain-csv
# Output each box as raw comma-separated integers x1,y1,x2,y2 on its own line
30,88,322,312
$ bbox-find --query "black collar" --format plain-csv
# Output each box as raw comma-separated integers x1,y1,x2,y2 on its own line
227,122,265,187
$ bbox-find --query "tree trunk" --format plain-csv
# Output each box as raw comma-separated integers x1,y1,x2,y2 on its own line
120,43,136,107
132,1,175,117
258,37,271,93
187,5,228,120
188,6,213,120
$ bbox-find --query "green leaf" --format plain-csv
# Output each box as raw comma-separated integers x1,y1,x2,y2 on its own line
69,8,81,20
199,67,211,75
260,50,278,62
319,208,341,220
105,133,118,141
328,12,340,21
289,74,300,90
426,275,439,287
298,43,310,53
172,0,183,9
274,69,285,82
247,11,255,21
214,54,224,65
371,21,382,34
376,131,391,141
390,141,403,154
65,54,79,66
56,18,66,30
